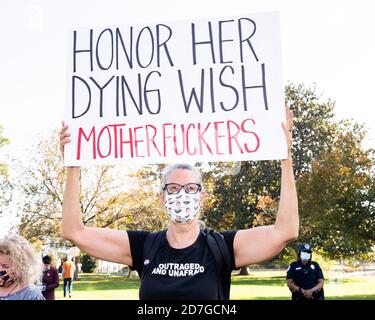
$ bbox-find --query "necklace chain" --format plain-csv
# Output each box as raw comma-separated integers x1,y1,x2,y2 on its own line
6,281,18,296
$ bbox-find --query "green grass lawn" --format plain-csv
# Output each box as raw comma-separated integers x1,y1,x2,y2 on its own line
55,271,375,300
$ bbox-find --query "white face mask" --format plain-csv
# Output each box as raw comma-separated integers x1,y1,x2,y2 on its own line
164,190,201,224
300,252,311,261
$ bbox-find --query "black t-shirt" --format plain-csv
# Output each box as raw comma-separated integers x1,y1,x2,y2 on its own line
127,230,238,300
286,260,324,290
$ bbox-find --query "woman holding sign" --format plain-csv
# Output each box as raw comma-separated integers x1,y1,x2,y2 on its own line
60,105,298,300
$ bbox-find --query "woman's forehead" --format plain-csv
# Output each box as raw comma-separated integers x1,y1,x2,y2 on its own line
165,169,200,183
0,254,11,265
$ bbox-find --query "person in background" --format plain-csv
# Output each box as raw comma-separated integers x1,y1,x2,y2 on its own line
0,234,45,300
58,259,63,273
41,255,59,300
62,255,75,298
286,243,325,300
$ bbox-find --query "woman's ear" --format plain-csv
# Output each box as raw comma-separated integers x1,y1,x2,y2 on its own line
199,191,206,207
160,191,165,204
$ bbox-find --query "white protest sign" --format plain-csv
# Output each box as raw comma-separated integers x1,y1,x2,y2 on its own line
64,11,286,166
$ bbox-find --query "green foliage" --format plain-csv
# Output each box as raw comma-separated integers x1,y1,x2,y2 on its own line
262,244,299,269
80,254,97,273
0,124,11,218
16,130,167,248
0,125,10,154
202,160,281,230
0,174,12,218
11,83,375,263
202,83,375,261
297,121,375,259
285,83,337,177
203,83,336,230
43,252,58,267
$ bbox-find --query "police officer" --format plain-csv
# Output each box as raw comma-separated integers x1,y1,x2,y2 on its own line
286,243,325,300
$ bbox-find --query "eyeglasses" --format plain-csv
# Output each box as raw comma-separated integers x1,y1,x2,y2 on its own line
163,183,202,194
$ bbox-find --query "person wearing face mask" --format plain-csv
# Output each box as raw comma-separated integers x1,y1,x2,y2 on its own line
286,243,325,300
0,234,45,300
60,105,299,300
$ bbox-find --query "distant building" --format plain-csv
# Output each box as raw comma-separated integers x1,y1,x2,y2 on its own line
95,260,138,277
96,260,126,275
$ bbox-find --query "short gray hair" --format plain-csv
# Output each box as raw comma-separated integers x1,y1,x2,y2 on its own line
161,163,203,188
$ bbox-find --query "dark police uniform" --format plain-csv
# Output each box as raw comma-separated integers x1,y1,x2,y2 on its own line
286,259,325,300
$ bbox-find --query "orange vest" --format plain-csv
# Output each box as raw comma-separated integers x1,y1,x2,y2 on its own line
63,261,75,278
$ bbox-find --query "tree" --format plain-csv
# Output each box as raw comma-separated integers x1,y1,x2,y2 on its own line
81,254,96,273
12,83,375,264
16,129,166,249
0,124,11,219
203,84,337,229
297,121,375,259
285,83,337,177
0,125,10,174
202,83,375,265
